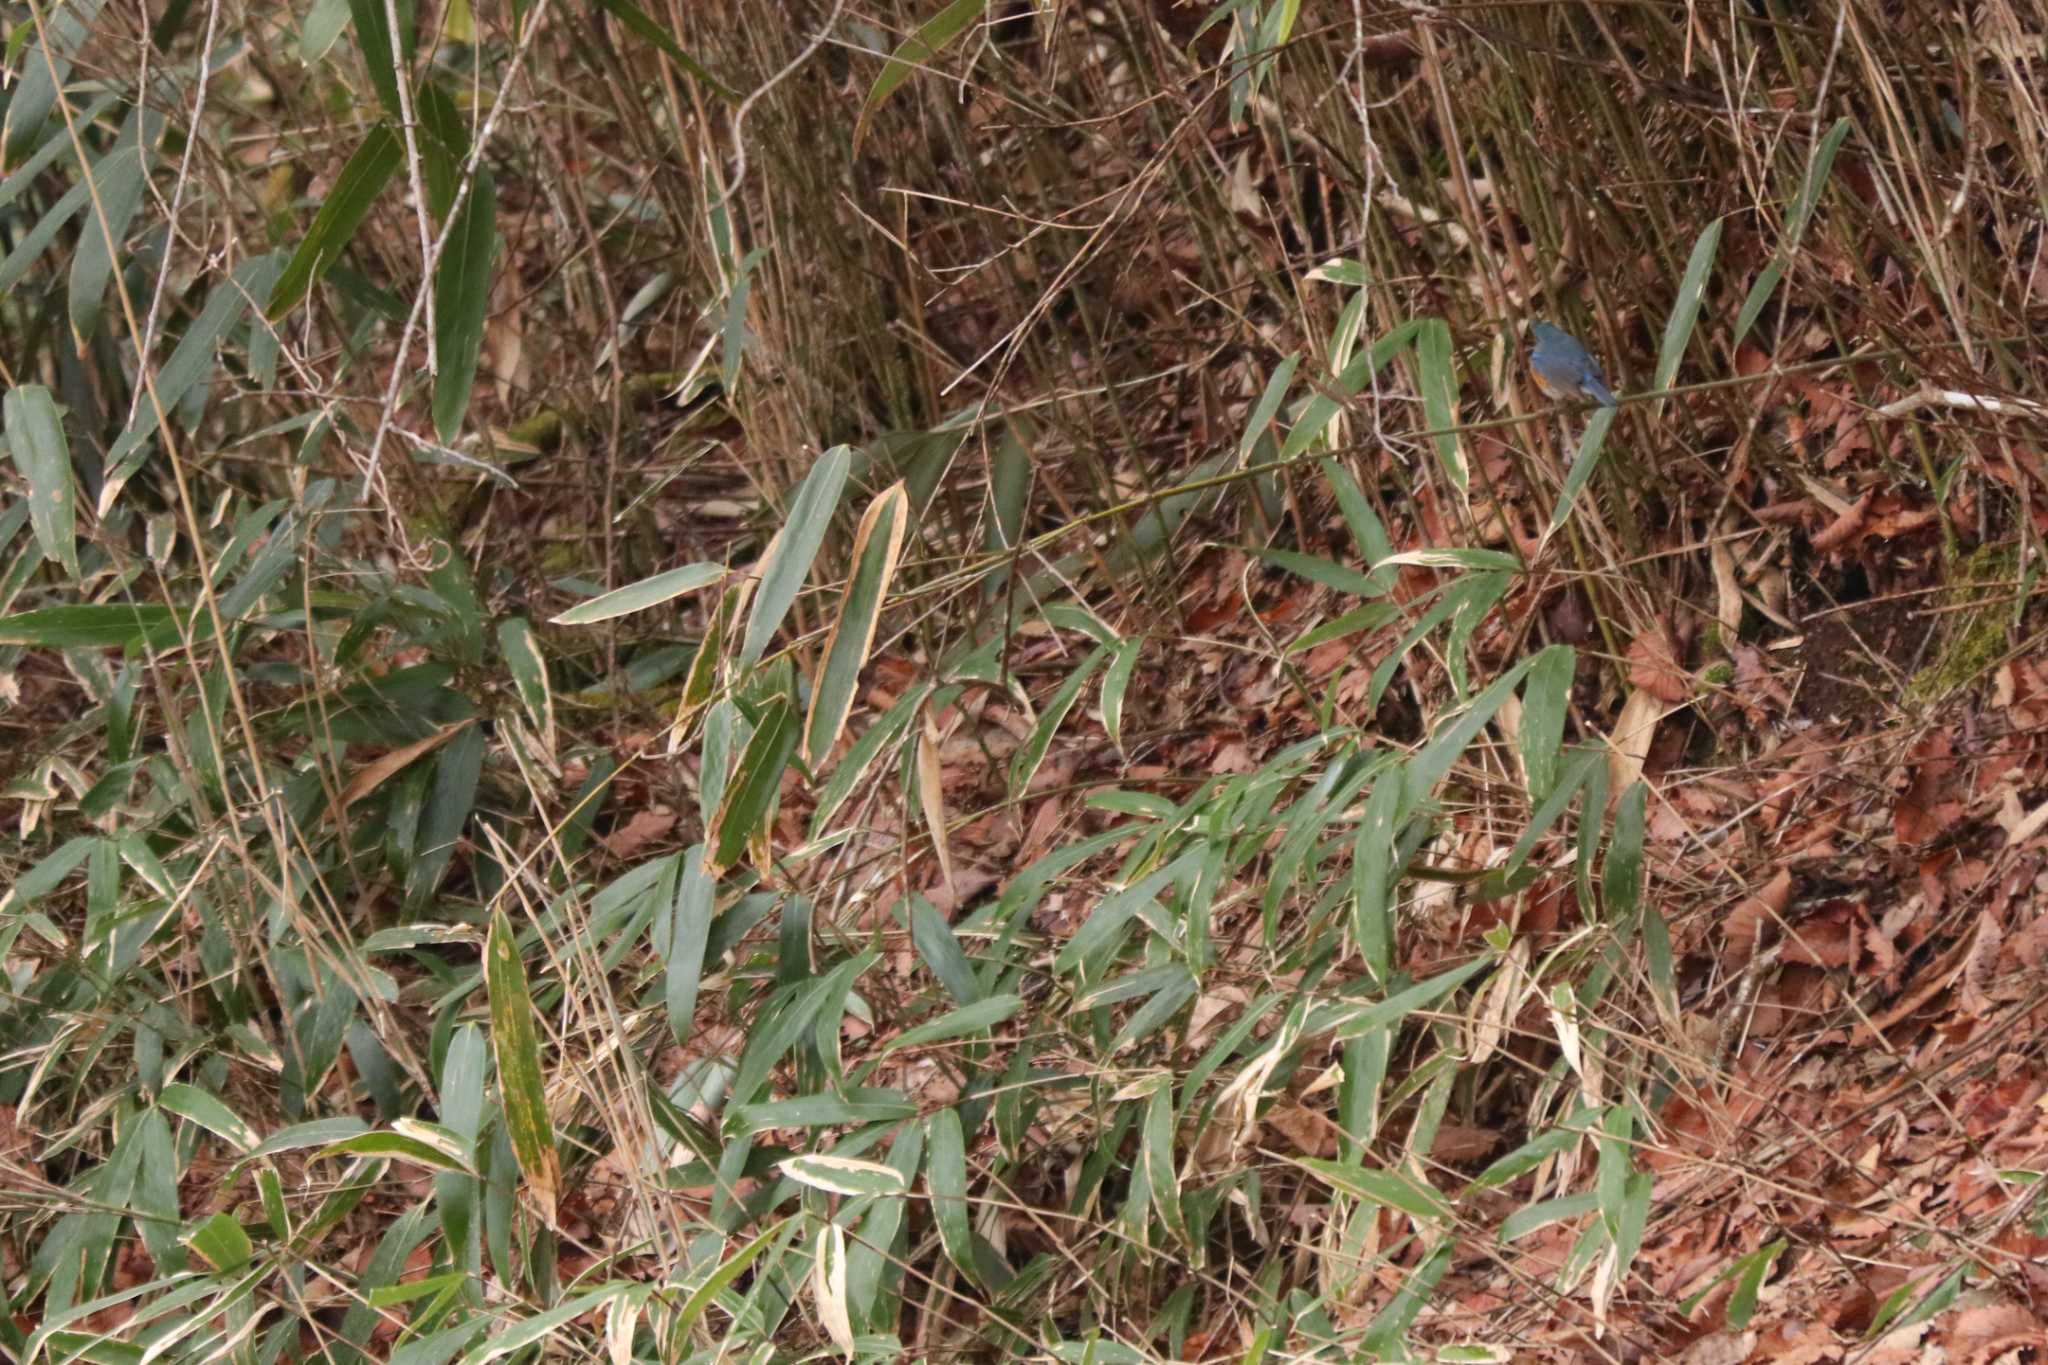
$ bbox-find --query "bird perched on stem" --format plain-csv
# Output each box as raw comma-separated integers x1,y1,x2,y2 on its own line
1528,320,1618,407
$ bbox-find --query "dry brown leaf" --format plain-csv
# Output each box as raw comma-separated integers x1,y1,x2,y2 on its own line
599,807,675,860
1608,687,1668,794
1627,617,1693,703
335,718,477,815
1723,868,1794,969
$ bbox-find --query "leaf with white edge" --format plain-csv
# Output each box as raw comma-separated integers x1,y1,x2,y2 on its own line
497,617,554,753
1101,635,1142,756
458,1285,634,1365
1372,547,1522,573
706,693,799,874
551,562,727,624
780,1154,909,1198
806,480,909,766
184,1211,252,1273
159,1083,260,1153
812,1223,856,1355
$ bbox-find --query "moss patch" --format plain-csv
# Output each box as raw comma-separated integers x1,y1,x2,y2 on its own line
1905,544,2016,704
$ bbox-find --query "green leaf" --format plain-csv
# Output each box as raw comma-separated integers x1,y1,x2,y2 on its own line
1544,404,1619,539
670,1221,787,1343
1404,653,1541,808
1413,319,1465,493
1733,118,1853,346
182,1212,252,1273
856,0,988,147
1499,1191,1597,1243
1319,459,1395,585
158,1083,260,1153
3,386,78,576
730,1089,915,1134
69,129,157,345
0,0,107,168
496,617,553,748
460,1285,636,1365
0,176,90,297
1144,1084,1187,1244
264,122,404,323
300,0,352,61
707,693,799,872
1787,117,1855,243
1364,1237,1455,1355
1281,321,1423,459
407,721,482,907
432,165,496,441
1602,780,1648,922
1319,956,1495,1044
727,950,877,1107
905,893,981,1005
1653,217,1723,398
805,481,909,766
593,0,739,101
1463,1108,1598,1194
1249,547,1386,599
742,444,852,667
314,1126,474,1173
551,561,728,625
485,907,558,1224
879,994,1023,1056
1519,644,1575,803
248,1117,373,1158
1009,643,1107,797
1730,259,1785,350
1683,1239,1784,1326
1237,354,1300,464
1294,1157,1451,1222
1053,849,1196,977
103,253,286,498
665,847,714,1045
1100,635,1142,756
345,0,416,123
1596,1104,1635,1238
926,1107,981,1288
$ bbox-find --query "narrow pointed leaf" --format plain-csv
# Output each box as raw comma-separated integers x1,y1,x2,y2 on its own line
432,165,496,441
805,481,909,765
4,386,78,577
707,694,798,873
856,0,987,149
742,445,851,667
551,562,727,624
265,122,404,323
485,908,558,1226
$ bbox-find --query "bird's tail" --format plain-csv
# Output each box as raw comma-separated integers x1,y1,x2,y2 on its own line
1585,377,1618,407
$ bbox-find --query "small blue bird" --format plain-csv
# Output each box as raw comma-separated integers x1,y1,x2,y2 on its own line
1528,320,1618,408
